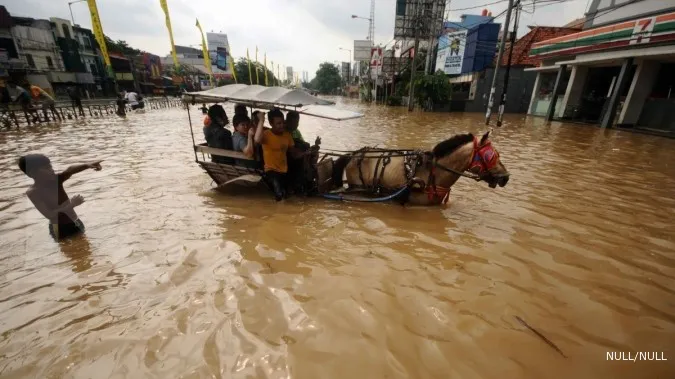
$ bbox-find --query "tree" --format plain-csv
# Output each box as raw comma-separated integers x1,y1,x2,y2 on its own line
312,62,341,94
233,58,279,86
413,70,452,107
104,36,141,56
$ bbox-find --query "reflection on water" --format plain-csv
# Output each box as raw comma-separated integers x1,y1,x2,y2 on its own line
1,99,674,378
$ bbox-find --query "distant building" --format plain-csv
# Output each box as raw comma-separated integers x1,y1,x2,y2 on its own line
50,18,104,97
11,16,66,95
526,0,675,133
286,66,293,82
451,25,581,113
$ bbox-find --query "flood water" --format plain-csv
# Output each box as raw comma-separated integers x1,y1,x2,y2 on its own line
1,98,674,379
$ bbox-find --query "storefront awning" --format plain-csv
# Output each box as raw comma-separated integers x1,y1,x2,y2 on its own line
555,44,675,66
524,65,564,72
448,73,474,83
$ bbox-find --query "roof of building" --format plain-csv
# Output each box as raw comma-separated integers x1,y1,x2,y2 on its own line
175,45,202,55
499,25,582,66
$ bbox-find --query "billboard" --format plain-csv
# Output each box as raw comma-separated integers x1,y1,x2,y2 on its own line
341,62,350,78
354,40,371,61
370,47,383,78
436,30,467,75
206,33,230,66
215,47,228,70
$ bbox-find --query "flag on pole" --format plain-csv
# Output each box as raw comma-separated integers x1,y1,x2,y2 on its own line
86,0,113,78
255,46,260,84
264,53,269,86
159,0,179,67
246,49,253,85
195,19,214,86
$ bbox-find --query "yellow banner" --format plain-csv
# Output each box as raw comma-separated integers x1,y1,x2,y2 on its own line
195,19,213,86
159,0,179,67
246,48,252,85
255,46,259,84
264,53,268,86
230,55,238,83
86,0,112,75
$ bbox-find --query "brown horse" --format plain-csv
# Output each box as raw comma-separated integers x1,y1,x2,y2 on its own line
330,131,510,205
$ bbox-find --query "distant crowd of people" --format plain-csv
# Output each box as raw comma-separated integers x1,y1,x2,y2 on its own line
201,103,321,201
0,80,86,122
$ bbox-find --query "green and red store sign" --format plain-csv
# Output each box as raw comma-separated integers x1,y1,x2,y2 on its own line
530,11,675,58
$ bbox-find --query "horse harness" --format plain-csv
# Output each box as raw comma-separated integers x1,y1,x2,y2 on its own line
347,137,497,204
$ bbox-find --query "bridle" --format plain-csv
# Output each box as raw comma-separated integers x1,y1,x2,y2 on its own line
431,137,500,182
421,137,501,204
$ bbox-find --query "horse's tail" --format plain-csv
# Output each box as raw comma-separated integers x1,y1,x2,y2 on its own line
332,155,351,187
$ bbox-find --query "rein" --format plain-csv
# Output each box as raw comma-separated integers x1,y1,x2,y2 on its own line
432,161,482,181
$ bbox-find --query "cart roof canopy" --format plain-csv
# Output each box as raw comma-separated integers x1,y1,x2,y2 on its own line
183,84,364,121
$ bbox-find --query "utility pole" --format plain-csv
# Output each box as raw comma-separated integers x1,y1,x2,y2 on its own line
407,6,421,111
484,0,514,125
497,1,520,127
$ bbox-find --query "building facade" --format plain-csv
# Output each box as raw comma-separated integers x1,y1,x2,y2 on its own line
526,0,675,133
11,16,66,94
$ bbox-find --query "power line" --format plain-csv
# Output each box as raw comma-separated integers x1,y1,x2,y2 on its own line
450,0,508,12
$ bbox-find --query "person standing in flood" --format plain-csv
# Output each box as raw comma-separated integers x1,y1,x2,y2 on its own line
18,154,102,240
67,86,85,117
116,92,127,117
29,83,61,122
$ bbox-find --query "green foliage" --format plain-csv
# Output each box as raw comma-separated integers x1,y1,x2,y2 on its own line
104,36,141,56
413,71,452,106
312,62,342,94
386,95,402,106
232,58,280,86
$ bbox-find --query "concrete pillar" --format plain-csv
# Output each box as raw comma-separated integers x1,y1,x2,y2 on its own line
618,60,660,126
545,64,566,121
558,65,589,118
601,58,633,128
528,72,542,115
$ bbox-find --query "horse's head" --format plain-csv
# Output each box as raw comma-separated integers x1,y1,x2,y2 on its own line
469,131,510,188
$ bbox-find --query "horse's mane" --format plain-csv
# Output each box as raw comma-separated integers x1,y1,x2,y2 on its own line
432,133,474,158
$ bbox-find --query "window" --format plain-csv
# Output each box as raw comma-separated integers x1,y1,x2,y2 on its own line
90,63,98,75
62,24,71,39
46,56,54,69
84,36,92,49
25,54,35,68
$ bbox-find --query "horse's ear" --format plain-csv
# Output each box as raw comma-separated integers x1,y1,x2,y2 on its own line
480,131,490,145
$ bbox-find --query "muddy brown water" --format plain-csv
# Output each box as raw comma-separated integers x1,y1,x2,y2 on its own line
1,98,674,379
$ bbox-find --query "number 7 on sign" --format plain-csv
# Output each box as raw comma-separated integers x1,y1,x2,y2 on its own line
630,17,655,45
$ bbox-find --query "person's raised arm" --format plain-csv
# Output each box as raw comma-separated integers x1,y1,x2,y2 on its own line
253,112,265,144
27,191,84,221
243,127,256,158
60,161,103,181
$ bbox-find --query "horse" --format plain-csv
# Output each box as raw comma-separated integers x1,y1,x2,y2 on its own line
329,131,510,206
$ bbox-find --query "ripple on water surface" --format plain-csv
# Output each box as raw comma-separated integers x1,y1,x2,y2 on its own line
0,100,674,378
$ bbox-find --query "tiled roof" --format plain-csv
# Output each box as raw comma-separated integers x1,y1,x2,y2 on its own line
499,26,581,66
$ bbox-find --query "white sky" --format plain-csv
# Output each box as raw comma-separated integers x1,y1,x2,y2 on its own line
5,0,589,80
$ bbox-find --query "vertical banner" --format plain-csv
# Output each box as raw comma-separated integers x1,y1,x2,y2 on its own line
158,0,179,67
86,0,113,77
255,46,260,84
246,48,253,85
195,19,214,86
229,55,238,83
264,53,269,86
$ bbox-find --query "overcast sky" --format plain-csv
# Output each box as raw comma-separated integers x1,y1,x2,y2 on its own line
6,0,588,79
